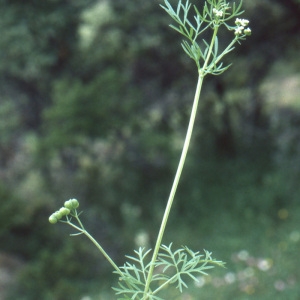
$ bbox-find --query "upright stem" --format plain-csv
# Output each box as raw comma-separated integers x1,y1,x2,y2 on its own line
142,24,220,299
143,72,204,299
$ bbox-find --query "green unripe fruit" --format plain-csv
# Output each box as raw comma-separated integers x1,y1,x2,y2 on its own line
71,199,79,208
59,207,70,216
54,210,63,220
64,200,71,209
49,214,58,224
64,198,79,210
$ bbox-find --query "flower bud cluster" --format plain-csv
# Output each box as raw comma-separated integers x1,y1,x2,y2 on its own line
234,18,251,36
49,198,79,224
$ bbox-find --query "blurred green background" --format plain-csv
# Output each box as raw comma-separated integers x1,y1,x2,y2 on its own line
0,0,300,299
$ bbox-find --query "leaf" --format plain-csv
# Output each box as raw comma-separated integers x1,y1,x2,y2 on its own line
156,244,225,292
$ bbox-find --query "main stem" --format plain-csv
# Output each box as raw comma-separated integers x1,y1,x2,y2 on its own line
143,72,204,299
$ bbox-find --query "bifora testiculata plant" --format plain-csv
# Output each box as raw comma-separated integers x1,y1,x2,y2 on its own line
49,1,251,299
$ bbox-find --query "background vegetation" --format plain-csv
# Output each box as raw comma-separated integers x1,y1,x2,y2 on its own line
0,0,300,299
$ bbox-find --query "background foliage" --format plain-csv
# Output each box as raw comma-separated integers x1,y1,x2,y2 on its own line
0,0,300,299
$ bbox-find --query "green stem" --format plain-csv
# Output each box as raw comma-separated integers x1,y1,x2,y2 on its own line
201,26,219,75
82,229,123,276
213,36,238,66
152,274,178,295
142,72,204,299
66,218,123,276
142,24,220,300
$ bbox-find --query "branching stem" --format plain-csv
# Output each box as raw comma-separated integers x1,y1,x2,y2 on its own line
142,22,221,300
49,1,251,298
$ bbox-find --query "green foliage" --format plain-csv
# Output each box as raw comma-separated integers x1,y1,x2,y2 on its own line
0,97,20,145
43,69,140,148
160,0,249,72
114,245,223,299
0,0,94,80
157,244,224,292
46,1,251,299
1,0,300,299
7,239,104,300
0,183,22,236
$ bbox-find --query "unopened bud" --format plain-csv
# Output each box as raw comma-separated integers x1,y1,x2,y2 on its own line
244,28,251,36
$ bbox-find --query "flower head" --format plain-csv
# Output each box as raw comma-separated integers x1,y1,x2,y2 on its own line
234,26,244,36
235,18,249,27
234,18,251,37
213,8,223,18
